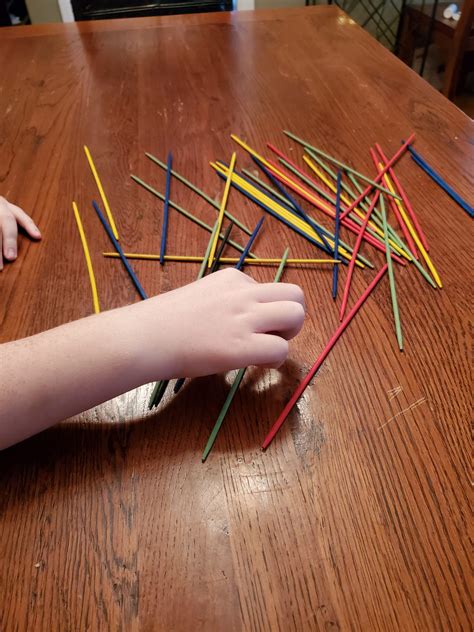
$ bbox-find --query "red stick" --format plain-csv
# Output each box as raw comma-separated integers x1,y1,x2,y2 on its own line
369,148,418,258
263,153,405,265
268,142,338,198
340,133,416,220
339,189,381,321
262,263,389,451
375,142,430,252
266,155,344,214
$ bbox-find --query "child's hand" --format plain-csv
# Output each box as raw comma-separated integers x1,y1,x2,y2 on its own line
137,268,306,379
0,267,305,447
0,197,41,270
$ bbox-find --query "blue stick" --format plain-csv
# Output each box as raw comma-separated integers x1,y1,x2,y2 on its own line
407,144,473,218
236,217,265,270
160,151,173,264
93,200,148,300
332,170,342,299
251,156,333,255
174,377,186,393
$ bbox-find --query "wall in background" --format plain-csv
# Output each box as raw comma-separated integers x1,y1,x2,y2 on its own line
255,0,304,8
25,0,62,22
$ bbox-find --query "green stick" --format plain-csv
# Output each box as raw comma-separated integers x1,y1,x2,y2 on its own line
242,167,298,209
131,174,256,259
301,152,377,218
145,152,252,236
201,248,290,462
149,222,220,409
197,220,219,279
406,250,436,288
201,368,247,463
272,158,375,268
381,198,403,351
283,130,402,200
345,171,405,248
307,151,393,238
148,379,169,410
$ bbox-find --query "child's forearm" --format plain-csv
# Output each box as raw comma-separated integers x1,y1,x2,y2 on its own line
0,269,305,450
0,304,153,449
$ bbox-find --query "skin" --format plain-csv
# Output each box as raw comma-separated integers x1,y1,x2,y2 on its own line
0,201,306,450
0,196,41,269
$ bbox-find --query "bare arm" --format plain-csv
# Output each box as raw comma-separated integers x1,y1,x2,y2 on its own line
0,269,305,449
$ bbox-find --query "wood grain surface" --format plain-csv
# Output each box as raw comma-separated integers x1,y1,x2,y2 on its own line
0,7,472,631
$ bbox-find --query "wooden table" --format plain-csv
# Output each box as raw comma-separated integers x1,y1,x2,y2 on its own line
0,7,472,631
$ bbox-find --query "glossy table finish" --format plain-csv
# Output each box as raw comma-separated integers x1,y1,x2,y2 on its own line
0,7,472,631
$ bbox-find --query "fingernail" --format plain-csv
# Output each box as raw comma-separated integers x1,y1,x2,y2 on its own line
7,249,16,259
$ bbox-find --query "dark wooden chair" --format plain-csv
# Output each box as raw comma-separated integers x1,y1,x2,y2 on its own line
398,0,474,98
0,0,12,25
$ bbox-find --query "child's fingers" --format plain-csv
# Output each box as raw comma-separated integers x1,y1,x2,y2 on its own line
0,213,18,261
0,230,3,271
253,282,305,309
253,301,305,340
247,333,289,368
9,202,41,240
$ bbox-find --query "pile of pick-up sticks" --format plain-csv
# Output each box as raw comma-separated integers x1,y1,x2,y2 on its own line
72,130,473,461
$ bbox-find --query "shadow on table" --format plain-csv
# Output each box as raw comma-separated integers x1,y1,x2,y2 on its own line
0,359,308,504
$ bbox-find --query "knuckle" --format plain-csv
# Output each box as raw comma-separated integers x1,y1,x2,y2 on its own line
221,268,242,283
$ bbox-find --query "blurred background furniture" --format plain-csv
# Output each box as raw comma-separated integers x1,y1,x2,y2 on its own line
304,0,473,109
398,0,474,97
306,0,405,51
70,0,232,20
0,0,29,24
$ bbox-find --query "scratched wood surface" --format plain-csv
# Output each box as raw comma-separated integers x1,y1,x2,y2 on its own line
0,7,472,631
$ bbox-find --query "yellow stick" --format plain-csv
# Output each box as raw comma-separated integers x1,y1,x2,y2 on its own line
303,155,366,214
72,201,100,314
209,152,236,267
213,161,325,241
103,252,341,265
212,160,366,269
377,163,442,288
303,155,411,261
230,135,374,251
231,134,335,214
84,145,120,240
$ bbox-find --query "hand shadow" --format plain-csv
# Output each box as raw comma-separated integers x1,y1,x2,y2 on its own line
0,359,307,507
